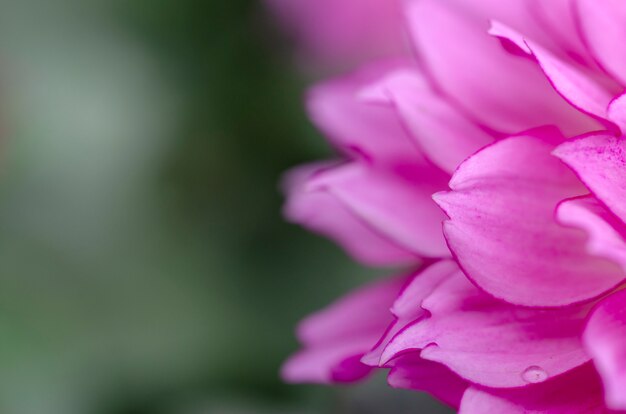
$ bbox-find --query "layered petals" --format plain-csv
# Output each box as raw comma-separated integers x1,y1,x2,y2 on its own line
555,134,626,223
584,289,626,410
283,163,416,266
362,260,460,366
405,0,596,135
489,21,616,132
557,196,626,272
460,364,612,414
435,132,625,306
276,0,626,410
387,353,468,409
306,60,422,166
380,262,590,388
304,162,449,258
359,68,494,173
282,275,407,383
576,0,626,86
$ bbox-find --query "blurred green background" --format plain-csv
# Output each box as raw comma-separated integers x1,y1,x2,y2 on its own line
0,0,449,412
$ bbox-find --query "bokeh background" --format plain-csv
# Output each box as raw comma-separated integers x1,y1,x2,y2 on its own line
0,0,450,412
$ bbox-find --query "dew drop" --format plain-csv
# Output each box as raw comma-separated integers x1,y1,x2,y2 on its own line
522,366,548,383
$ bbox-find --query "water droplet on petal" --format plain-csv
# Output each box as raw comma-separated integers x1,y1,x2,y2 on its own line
522,366,548,383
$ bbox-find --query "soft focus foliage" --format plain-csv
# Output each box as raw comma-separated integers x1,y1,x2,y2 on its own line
0,0,450,413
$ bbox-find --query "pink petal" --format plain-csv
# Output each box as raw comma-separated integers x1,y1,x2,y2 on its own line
557,196,626,272
362,260,459,366
489,21,617,132
387,353,468,409
608,93,626,132
434,132,625,307
404,0,597,135
265,0,406,67
283,163,416,266
528,0,604,70
554,134,626,223
359,68,494,174
576,0,626,86
460,364,611,414
306,60,424,167
282,275,407,383
307,161,450,258
381,265,590,388
584,289,626,410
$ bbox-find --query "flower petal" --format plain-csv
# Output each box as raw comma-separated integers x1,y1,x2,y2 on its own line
362,260,459,366
554,134,626,223
584,289,626,410
557,196,626,272
265,0,406,66
282,275,407,383
283,163,416,266
308,161,450,258
576,0,626,86
434,132,625,306
359,68,493,173
307,60,423,167
381,265,590,388
404,0,597,135
489,21,617,132
460,364,610,414
387,353,468,409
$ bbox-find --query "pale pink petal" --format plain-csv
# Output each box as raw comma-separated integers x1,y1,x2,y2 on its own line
557,196,626,271
489,21,617,132
387,353,468,409
362,260,459,366
282,275,407,383
528,0,595,67
434,132,625,306
307,60,423,166
359,68,494,173
584,289,626,410
308,162,450,258
608,93,626,132
265,0,406,67
576,0,626,86
460,364,611,414
405,0,597,135
283,163,416,266
554,134,626,223
381,266,590,388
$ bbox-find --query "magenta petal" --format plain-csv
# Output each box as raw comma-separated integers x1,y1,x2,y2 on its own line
359,68,493,174
528,0,597,68
489,21,616,132
381,266,590,388
265,0,406,67
554,134,626,223
307,60,423,167
557,196,626,272
576,0,626,86
460,364,611,414
307,162,450,258
362,260,459,366
387,353,468,409
608,93,626,132
436,132,625,306
282,275,407,384
584,289,626,410
405,0,597,135
283,163,416,266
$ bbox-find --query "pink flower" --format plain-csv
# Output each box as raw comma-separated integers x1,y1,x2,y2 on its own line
265,0,407,69
279,0,626,412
